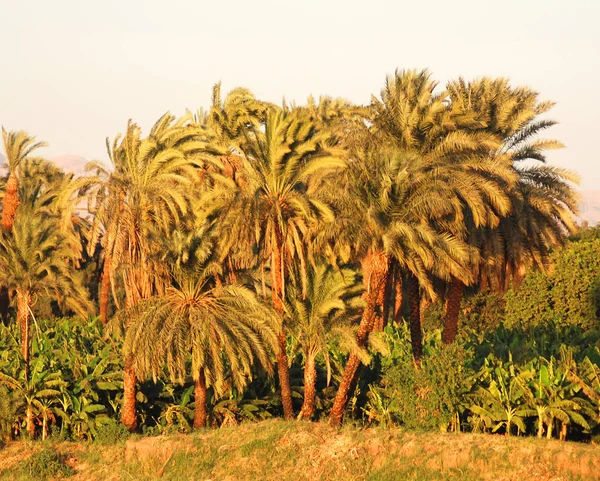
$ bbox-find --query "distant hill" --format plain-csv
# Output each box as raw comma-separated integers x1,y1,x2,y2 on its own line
51,154,90,176
580,190,600,226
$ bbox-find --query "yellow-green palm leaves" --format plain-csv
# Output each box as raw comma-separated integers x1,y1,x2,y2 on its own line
120,272,278,394
1,128,47,230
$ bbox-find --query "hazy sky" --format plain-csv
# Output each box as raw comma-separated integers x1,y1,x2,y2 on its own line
1,0,599,188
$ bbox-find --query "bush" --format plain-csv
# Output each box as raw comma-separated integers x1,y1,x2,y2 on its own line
94,420,130,445
505,237,600,330
366,327,475,431
23,448,74,480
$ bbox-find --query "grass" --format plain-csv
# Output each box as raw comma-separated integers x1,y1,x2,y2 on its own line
0,419,598,480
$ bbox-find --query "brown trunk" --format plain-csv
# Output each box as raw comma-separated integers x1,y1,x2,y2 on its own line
329,353,362,427
393,269,403,325
376,266,394,331
1,173,19,231
298,354,317,420
16,291,30,380
0,288,9,326
546,419,553,439
99,255,111,325
330,250,390,427
121,354,138,431
442,277,464,344
193,370,207,429
271,233,294,420
276,332,294,419
406,274,423,363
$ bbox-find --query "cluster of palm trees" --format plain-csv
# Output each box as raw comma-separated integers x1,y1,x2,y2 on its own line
0,69,578,430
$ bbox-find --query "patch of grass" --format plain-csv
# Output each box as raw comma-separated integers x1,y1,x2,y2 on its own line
21,447,74,480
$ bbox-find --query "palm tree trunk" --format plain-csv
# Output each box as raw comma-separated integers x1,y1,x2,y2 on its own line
193,370,207,429
330,250,389,427
0,288,9,326
546,419,553,439
406,274,423,363
271,234,294,420
537,418,544,438
298,354,317,420
99,255,111,325
121,354,138,432
376,267,394,331
1,173,19,231
442,277,464,344
393,270,403,325
16,291,30,380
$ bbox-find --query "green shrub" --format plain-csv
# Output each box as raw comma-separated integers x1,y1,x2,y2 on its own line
367,328,475,431
505,237,600,330
94,420,130,445
23,448,74,480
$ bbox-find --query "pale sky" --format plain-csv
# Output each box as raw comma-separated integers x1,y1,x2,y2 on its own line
1,0,599,188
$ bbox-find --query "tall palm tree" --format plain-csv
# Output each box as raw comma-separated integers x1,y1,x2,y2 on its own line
285,263,363,420
116,270,279,428
441,78,579,343
87,113,208,430
0,211,93,379
371,70,515,349
1,128,47,231
199,108,346,419
325,141,475,426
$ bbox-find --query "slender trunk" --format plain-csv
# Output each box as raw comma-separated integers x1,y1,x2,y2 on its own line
560,422,567,441
271,233,294,419
537,417,544,438
298,354,317,420
330,250,389,427
442,277,464,344
406,274,423,363
42,416,48,441
0,288,9,326
99,255,111,325
193,370,207,429
16,291,30,380
546,419,553,439
376,267,394,331
1,173,19,231
26,404,34,437
121,354,138,431
393,270,403,325
420,296,431,324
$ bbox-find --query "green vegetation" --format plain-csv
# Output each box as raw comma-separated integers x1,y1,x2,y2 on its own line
1,68,599,477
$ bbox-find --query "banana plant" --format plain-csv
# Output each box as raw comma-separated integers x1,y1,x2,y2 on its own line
469,356,536,436
68,393,108,440
0,358,65,438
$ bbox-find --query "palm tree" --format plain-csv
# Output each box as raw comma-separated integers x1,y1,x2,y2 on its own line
199,108,345,419
285,263,363,420
87,114,212,430
325,141,475,426
441,78,579,344
0,211,92,380
1,128,47,231
115,270,279,428
371,70,515,352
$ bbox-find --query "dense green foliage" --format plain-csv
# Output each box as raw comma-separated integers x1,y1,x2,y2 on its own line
0,70,597,449
505,235,600,330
